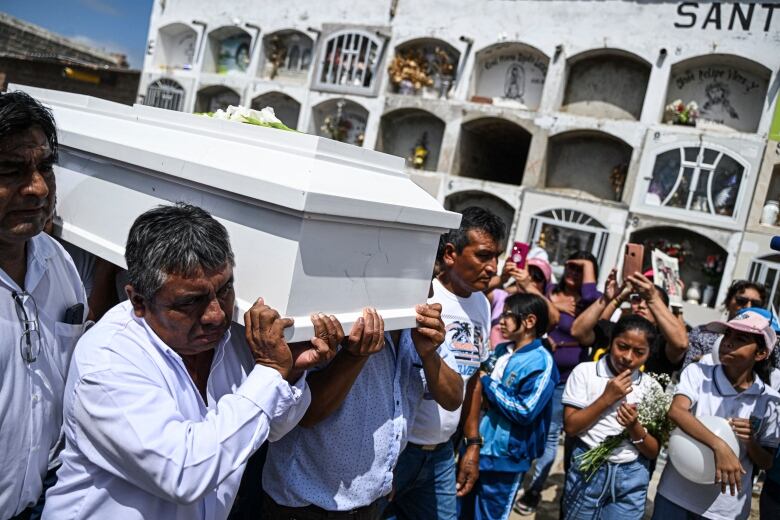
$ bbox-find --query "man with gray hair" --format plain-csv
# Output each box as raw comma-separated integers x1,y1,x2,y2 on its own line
42,203,342,520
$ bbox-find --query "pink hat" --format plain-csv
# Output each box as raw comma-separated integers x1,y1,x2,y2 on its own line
706,312,777,354
527,258,552,285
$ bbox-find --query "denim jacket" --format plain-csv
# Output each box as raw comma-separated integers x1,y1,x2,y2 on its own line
479,339,559,473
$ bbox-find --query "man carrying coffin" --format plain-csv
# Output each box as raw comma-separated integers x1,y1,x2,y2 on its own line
262,292,465,516
0,91,89,520
42,203,338,520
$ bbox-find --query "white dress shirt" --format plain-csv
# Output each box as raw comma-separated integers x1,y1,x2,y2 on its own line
42,301,310,520
0,233,88,520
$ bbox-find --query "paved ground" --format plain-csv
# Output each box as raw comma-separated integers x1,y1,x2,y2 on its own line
508,446,761,520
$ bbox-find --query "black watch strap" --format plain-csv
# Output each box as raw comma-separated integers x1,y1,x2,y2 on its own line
464,436,483,447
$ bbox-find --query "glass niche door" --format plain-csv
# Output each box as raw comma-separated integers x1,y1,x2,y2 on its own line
644,145,746,219
527,209,607,276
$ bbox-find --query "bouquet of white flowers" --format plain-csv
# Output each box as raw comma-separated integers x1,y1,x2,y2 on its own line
202,105,296,132
576,373,675,481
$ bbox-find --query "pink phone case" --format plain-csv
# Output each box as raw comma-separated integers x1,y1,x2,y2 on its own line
511,242,530,269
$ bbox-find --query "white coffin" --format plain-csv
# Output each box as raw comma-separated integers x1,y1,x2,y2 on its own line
13,85,461,341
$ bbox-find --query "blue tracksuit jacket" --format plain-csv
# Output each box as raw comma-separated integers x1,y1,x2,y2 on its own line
478,338,559,473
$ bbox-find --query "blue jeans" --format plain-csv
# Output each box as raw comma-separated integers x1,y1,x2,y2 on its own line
563,442,650,520
384,442,457,520
459,470,524,520
527,383,565,493
650,494,707,520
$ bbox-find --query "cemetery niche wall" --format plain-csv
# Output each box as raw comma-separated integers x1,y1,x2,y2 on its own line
153,23,198,71
312,98,369,146
195,85,240,113
546,130,633,201
665,55,770,133
387,38,460,98
455,116,531,184
471,42,548,110
376,108,445,171
202,26,252,75
562,50,650,120
260,29,314,81
251,91,301,129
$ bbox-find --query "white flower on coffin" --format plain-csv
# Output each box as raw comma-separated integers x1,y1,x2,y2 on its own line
203,104,294,131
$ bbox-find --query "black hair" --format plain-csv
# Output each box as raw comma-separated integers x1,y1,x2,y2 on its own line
437,206,507,260
0,91,58,162
723,280,768,308
610,314,657,348
125,203,234,299
566,250,599,278
744,332,772,385
503,292,549,337
654,284,670,307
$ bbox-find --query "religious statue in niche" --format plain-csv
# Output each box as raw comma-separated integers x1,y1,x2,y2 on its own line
320,100,365,146
504,63,526,102
609,163,628,201
410,132,429,169
701,82,740,121
267,35,287,79
218,35,251,74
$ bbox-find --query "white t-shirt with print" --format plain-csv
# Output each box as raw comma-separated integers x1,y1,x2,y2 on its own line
657,362,780,520
407,278,491,445
562,357,662,464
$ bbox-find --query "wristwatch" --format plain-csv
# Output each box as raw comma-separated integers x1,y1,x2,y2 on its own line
464,436,484,447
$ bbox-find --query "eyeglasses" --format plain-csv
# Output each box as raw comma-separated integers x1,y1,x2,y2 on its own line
12,291,41,363
734,296,763,308
500,310,526,321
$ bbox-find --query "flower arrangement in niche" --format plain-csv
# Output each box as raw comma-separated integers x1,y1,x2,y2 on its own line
702,254,725,285
388,50,434,93
642,238,690,266
665,99,699,126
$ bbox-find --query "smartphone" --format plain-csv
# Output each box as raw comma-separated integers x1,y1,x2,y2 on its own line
622,243,644,283
510,241,530,269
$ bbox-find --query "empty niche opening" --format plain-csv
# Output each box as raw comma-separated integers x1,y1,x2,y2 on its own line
456,117,531,185
665,54,770,133
445,191,515,250
260,29,314,81
629,226,727,307
195,85,240,113
376,109,445,171
154,23,198,70
562,50,650,120
472,42,549,110
387,38,460,98
546,131,633,201
312,98,369,147
202,26,252,74
251,92,301,129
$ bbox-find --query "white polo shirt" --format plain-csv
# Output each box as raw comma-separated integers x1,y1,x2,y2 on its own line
657,362,780,520
42,302,310,520
562,357,662,464
407,278,490,445
0,233,88,519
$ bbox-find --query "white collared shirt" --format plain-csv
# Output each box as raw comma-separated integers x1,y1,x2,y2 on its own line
657,362,780,520
562,356,661,463
0,233,88,519
42,301,310,520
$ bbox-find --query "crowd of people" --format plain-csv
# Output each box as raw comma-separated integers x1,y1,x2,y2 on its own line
1,90,780,520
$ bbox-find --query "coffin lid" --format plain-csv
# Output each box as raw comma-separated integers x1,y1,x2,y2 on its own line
12,85,461,231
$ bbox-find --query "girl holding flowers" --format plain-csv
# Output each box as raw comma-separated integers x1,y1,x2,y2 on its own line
561,315,662,519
